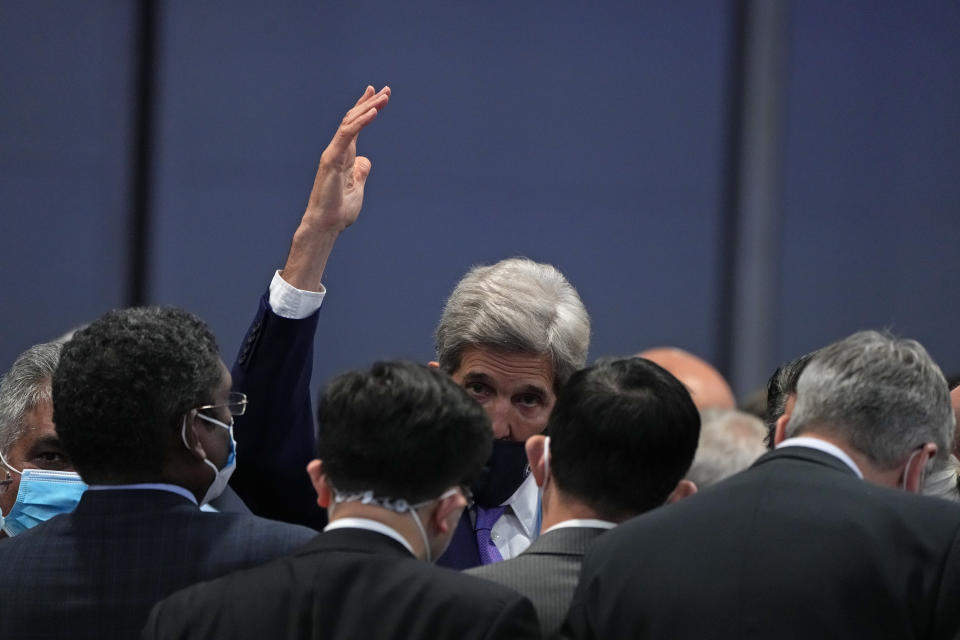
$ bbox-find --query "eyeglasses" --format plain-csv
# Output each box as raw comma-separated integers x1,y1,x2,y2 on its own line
196,392,248,417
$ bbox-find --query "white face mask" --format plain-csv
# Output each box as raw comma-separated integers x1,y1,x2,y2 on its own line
181,413,237,506
900,448,927,492
329,486,459,562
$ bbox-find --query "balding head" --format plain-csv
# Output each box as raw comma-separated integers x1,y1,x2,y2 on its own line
638,347,735,411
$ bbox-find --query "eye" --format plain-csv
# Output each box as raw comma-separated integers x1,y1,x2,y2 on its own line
515,393,543,408
463,381,491,401
31,450,72,470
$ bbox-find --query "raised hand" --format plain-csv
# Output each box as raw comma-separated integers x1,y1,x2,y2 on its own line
282,85,391,291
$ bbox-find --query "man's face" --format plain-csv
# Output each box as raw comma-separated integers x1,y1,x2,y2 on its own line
451,346,556,442
1,400,73,518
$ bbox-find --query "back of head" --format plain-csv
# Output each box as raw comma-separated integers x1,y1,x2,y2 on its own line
638,347,735,411
0,341,63,456
435,258,590,391
316,361,493,504
786,330,955,469
52,307,222,482
687,409,767,488
548,357,700,520
764,350,817,447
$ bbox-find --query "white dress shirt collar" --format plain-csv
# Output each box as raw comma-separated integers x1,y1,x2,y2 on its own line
543,518,617,534
776,436,864,479
504,473,540,538
324,517,416,557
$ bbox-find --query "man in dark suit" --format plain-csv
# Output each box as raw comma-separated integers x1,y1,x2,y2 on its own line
227,85,592,569
0,307,315,640
144,361,541,640
467,357,700,635
561,330,960,639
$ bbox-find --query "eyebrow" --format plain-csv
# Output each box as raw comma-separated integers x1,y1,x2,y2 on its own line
462,372,494,385
27,434,64,451
515,385,548,399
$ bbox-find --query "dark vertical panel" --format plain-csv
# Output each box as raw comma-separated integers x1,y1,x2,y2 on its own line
127,0,159,306
150,1,732,390
776,1,960,375
0,2,136,368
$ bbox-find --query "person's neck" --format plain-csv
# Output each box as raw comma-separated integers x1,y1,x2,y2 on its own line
539,486,619,533
792,431,899,488
329,503,427,559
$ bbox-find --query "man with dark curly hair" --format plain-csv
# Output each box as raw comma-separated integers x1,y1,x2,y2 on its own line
0,306,315,640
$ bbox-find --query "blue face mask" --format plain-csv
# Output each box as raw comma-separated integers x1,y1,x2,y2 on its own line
0,468,87,537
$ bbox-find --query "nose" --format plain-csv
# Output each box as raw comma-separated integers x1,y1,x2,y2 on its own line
484,397,512,440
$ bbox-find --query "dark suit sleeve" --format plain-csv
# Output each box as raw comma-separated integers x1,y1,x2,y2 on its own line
228,291,327,531
141,600,168,640
483,594,542,640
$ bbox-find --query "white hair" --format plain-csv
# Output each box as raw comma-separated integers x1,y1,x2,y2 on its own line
435,258,590,389
686,409,767,488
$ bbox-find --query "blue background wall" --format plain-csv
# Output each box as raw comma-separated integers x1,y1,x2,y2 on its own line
2,1,958,397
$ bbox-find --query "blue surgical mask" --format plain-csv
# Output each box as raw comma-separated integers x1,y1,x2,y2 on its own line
0,468,87,536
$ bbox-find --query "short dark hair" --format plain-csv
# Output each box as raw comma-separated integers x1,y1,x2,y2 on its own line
52,307,222,481
316,361,493,504
548,357,700,520
763,350,817,448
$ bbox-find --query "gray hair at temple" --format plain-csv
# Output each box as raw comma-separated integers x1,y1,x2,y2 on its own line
0,341,64,455
687,409,767,488
435,258,590,391
785,330,955,469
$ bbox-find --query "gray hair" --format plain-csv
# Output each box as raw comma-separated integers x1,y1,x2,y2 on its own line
687,409,767,488
0,341,64,455
786,330,955,469
435,258,590,390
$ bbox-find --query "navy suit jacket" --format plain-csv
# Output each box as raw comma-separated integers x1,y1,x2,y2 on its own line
561,447,960,639
144,527,541,640
229,291,327,531
0,489,316,640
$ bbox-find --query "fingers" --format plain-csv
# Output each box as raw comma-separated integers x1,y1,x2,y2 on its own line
354,156,372,186
326,86,390,156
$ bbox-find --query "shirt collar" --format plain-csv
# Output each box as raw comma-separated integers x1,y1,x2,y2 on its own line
543,518,617,534
86,483,199,504
776,436,864,479
324,517,415,556
504,473,540,537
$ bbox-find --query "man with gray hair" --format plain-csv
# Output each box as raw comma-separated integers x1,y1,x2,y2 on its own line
433,257,590,568
0,341,83,538
225,85,591,569
561,330,960,639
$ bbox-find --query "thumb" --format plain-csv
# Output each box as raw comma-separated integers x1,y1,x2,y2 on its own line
353,156,372,186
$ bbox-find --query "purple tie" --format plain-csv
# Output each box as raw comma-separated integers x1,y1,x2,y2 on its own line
474,505,506,565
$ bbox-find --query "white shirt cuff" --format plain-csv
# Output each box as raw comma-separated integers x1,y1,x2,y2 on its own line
268,270,326,319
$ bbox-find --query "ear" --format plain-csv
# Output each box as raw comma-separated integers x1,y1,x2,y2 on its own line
666,479,697,504
181,410,207,460
525,435,548,488
773,413,790,447
431,489,467,534
427,361,439,369
307,459,331,507
902,443,937,494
